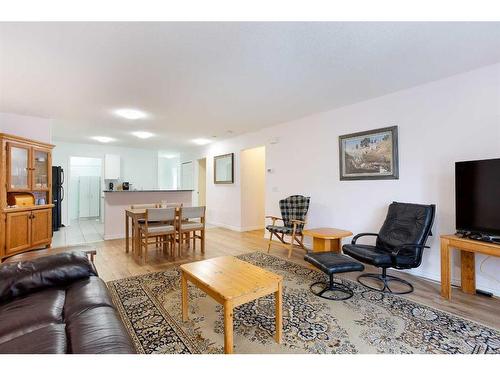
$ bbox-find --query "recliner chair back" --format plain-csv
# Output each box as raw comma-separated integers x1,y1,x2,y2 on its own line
376,202,435,267
279,195,310,232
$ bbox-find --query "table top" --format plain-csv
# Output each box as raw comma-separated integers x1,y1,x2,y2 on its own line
302,227,353,239
441,234,500,250
180,256,282,301
126,207,184,215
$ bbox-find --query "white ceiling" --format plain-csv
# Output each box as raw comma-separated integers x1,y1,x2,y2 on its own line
1,22,500,151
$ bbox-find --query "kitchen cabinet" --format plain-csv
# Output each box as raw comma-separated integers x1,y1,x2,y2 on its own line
105,154,120,180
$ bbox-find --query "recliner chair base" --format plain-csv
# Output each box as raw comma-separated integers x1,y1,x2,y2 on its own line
310,276,354,301
357,269,414,295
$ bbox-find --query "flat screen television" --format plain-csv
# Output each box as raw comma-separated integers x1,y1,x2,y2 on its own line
455,158,500,237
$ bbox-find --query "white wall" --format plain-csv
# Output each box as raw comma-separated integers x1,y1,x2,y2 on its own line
241,146,266,231
0,112,52,143
181,63,500,295
52,141,159,226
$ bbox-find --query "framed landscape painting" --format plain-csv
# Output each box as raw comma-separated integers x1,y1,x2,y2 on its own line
214,153,234,184
339,126,399,180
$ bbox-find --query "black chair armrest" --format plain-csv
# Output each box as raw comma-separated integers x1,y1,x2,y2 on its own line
391,244,430,257
351,233,379,244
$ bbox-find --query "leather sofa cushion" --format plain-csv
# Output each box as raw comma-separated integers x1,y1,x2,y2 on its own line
0,324,67,354
64,276,115,319
304,252,364,275
0,251,97,303
0,288,65,344
343,244,417,268
66,306,135,354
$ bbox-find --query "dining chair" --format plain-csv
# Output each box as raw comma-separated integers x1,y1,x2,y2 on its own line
139,207,177,263
158,202,183,208
178,206,206,256
129,203,159,255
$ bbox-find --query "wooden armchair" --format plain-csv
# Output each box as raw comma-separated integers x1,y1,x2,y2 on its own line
266,195,310,258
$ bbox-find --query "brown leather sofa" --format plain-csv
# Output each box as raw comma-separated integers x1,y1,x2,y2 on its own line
0,251,135,354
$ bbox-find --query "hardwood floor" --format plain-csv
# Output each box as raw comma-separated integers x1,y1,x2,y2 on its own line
6,227,500,330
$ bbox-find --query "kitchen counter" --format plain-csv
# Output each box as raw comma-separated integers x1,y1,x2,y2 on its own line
103,189,193,240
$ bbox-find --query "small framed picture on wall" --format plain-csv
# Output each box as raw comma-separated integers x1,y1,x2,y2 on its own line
339,126,399,180
214,153,234,184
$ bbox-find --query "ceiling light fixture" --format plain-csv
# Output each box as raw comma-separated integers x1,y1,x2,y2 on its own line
91,136,115,143
131,131,154,139
191,138,213,146
114,108,148,120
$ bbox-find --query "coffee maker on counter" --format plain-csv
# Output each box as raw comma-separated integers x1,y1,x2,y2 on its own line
122,182,130,191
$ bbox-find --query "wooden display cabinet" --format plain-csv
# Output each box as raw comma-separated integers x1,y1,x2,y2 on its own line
0,133,55,261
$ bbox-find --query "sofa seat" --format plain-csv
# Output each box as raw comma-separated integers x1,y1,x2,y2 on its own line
0,252,135,354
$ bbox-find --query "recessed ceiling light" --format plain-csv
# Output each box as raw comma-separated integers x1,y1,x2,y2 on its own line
192,138,212,146
114,108,148,120
162,154,177,159
131,131,154,139
92,136,115,143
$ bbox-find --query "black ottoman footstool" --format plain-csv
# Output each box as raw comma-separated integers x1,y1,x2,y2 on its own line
304,252,365,300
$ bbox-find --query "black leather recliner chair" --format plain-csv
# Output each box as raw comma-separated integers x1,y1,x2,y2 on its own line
343,202,435,294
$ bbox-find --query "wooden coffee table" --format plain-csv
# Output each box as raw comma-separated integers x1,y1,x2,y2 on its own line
302,227,353,252
180,256,283,354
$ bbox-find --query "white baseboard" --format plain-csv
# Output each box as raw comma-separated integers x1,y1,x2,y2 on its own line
402,267,500,297
104,234,125,240
207,222,244,232
240,225,265,232
207,222,264,232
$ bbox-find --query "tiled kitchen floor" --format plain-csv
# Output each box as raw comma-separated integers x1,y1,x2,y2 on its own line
52,218,104,247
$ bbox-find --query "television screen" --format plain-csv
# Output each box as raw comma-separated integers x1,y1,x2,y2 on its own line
455,158,500,236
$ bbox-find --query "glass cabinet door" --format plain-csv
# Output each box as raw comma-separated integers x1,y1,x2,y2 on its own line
33,149,49,189
7,143,30,190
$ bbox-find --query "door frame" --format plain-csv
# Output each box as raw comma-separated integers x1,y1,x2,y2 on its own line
197,157,207,207
68,156,104,225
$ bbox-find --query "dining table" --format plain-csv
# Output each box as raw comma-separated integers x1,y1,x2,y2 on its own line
125,207,186,258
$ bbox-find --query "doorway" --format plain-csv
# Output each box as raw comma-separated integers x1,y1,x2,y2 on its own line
65,156,104,244
197,158,206,206
240,146,266,231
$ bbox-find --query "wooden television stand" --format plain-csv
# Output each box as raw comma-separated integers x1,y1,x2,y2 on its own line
440,234,500,300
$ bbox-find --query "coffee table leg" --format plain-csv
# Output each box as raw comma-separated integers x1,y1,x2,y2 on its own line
275,281,283,344
223,301,234,354
181,271,188,322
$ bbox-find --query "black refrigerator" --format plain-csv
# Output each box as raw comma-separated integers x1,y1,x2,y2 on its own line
52,166,64,232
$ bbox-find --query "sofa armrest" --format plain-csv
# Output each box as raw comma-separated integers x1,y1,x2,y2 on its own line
0,251,98,303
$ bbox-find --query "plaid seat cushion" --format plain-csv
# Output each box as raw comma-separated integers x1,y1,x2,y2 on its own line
266,225,295,235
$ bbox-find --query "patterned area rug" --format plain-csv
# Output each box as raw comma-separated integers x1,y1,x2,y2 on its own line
107,252,500,354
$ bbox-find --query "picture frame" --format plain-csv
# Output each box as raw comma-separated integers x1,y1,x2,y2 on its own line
214,153,234,184
338,126,399,180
